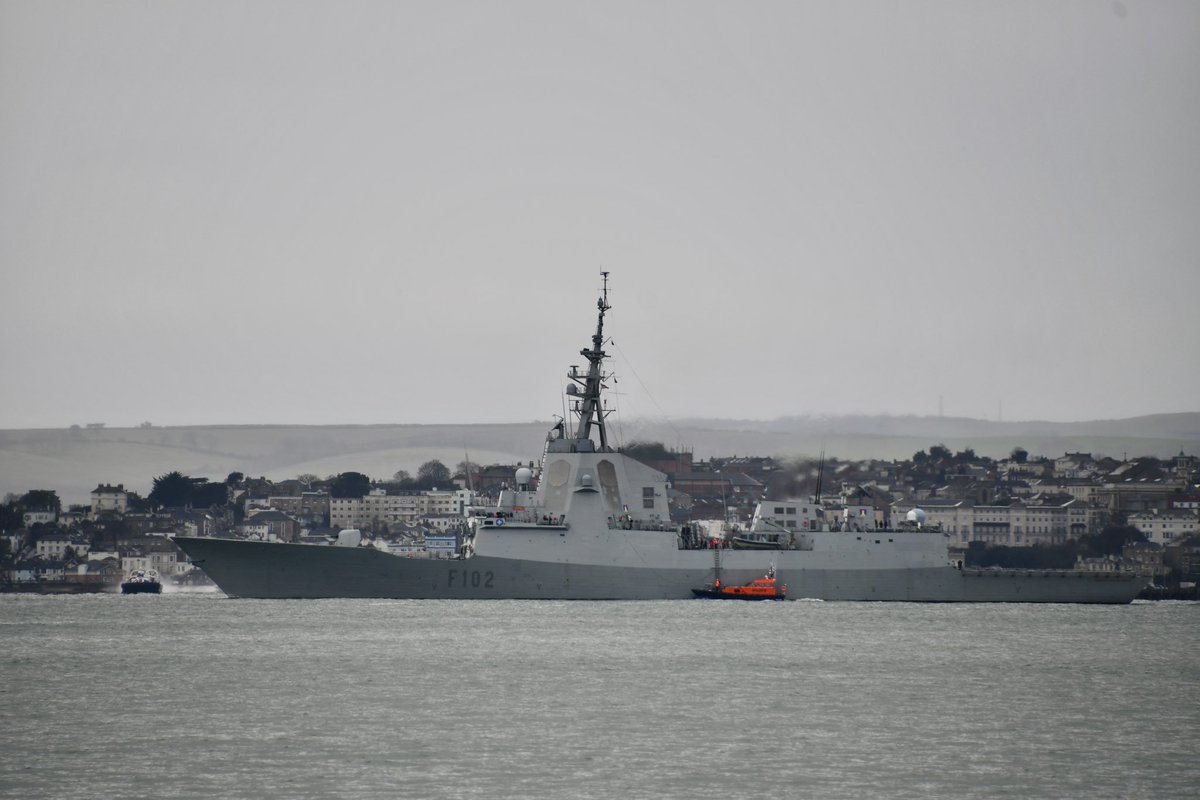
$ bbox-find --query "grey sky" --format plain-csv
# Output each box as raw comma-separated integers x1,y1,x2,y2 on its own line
2,1,1197,429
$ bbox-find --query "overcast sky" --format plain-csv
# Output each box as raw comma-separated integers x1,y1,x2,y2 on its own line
2,1,1197,429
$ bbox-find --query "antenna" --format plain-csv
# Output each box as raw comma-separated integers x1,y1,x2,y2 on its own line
561,377,568,431
814,449,825,504
463,446,474,493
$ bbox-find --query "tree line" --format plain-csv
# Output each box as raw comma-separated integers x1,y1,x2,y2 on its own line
964,523,1148,569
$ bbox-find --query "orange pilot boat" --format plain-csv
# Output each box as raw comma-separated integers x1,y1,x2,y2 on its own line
692,564,787,601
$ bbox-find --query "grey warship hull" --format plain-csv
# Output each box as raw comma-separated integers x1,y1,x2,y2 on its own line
173,536,1147,603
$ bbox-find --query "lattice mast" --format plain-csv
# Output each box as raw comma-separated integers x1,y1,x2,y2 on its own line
568,272,613,450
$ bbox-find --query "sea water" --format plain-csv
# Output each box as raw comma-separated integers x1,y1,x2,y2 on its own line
1,593,1196,799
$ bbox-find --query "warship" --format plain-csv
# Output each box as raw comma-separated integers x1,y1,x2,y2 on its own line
174,275,1148,603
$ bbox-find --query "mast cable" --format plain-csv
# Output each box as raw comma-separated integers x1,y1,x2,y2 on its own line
609,337,682,445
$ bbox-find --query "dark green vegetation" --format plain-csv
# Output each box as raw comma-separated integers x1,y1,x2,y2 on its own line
965,524,1148,569
620,441,676,460
148,471,229,509
329,471,371,499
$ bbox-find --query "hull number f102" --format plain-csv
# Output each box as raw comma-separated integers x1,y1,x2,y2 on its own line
447,569,494,589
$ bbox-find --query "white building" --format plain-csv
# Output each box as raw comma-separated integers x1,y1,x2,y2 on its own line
1128,509,1200,546
121,549,187,577
330,489,475,530
421,513,463,532
893,497,1095,547
423,532,459,556
90,484,128,517
330,491,421,529
424,489,473,517
895,500,974,543
35,532,72,559
23,511,57,526
1054,453,1096,479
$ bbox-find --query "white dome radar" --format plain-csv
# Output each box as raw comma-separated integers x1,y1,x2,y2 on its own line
906,508,927,525
515,467,533,486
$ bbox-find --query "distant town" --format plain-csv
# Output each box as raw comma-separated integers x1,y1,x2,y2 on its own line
3,443,1198,597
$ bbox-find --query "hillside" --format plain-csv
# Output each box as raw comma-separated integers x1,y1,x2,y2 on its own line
3,413,1197,506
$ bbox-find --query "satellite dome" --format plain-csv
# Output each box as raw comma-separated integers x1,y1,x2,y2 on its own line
566,384,579,395
515,467,533,485
906,508,927,525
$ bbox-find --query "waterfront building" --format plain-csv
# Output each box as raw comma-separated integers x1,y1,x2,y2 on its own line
1121,541,1165,577
421,513,463,532
1054,453,1097,479
423,531,458,557
1171,495,1200,510
77,557,122,585
238,510,300,542
425,489,473,517
892,496,1097,547
4,563,39,583
34,532,83,560
1029,478,1100,503
329,490,421,530
329,489,474,531
1127,509,1200,546
267,492,330,526
120,535,188,577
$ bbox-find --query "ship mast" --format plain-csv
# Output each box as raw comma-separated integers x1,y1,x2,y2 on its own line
567,272,612,451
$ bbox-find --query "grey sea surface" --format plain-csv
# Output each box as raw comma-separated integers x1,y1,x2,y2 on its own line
1,593,1196,799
